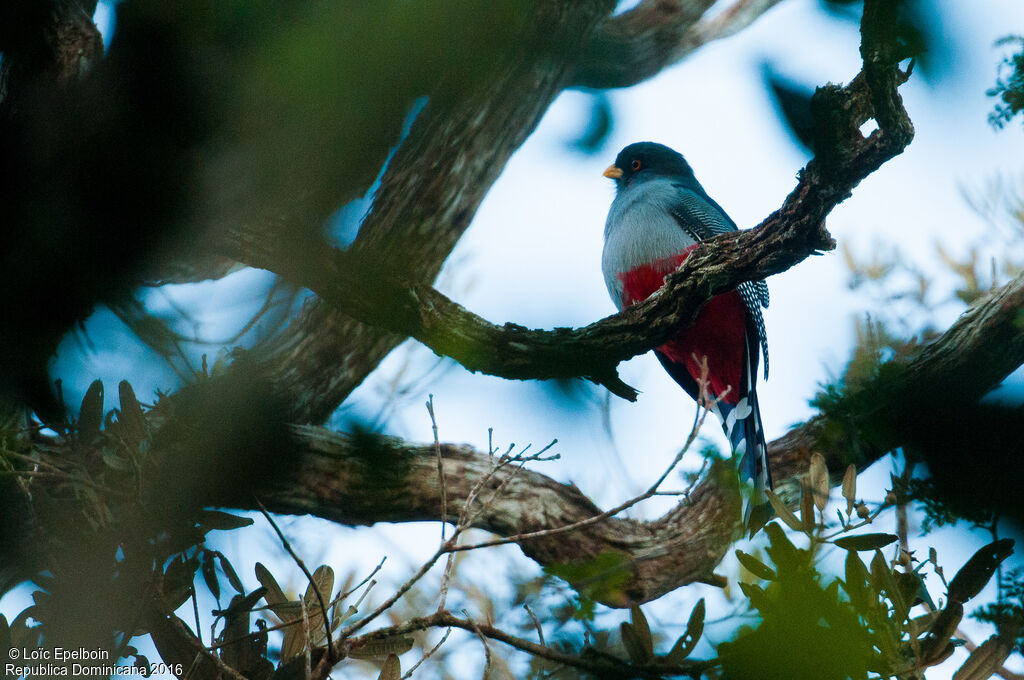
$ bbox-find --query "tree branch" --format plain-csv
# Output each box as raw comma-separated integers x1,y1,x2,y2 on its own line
239,1,619,423
221,34,911,402
344,609,709,678
573,0,785,89
245,270,1024,606
768,268,1024,487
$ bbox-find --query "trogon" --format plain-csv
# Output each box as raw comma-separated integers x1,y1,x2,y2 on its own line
601,141,772,529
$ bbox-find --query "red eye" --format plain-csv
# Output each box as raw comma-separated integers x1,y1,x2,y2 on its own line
631,159,642,171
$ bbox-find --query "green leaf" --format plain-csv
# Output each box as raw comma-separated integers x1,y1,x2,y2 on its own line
78,380,104,436
844,550,872,611
870,550,907,622
738,581,770,614
197,510,254,533
118,380,147,443
350,636,415,660
304,565,335,611
255,562,288,608
833,533,899,552
909,610,940,638
164,556,199,611
809,452,830,512
211,348,232,376
948,539,1014,603
377,654,401,680
301,565,334,646
665,598,704,665
736,550,777,581
765,490,803,532
280,624,303,661
764,522,802,573
544,550,633,616
842,464,857,516
800,476,815,531
332,604,357,630
216,552,245,594
895,570,925,609
620,622,646,664
201,551,220,600
630,605,654,662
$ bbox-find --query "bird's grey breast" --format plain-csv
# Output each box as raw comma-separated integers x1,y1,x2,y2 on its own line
601,178,698,309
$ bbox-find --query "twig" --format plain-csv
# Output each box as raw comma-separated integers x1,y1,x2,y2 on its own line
256,499,334,660
300,596,312,680
339,543,450,640
338,557,386,602
428,394,459,612
436,552,457,614
339,441,560,640
463,609,493,673
351,579,377,612
400,628,452,680
190,582,203,646
348,609,708,679
447,401,710,554
464,440,559,530
426,395,448,538
524,604,545,647
2,450,65,473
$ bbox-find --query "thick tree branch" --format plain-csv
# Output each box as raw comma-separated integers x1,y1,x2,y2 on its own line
242,1,618,423
222,33,911,402
768,269,1024,486
248,271,1024,606
207,0,788,424
573,0,784,89
253,427,737,606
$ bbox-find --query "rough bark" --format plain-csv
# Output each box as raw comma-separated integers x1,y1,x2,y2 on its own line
220,13,912,403
229,0,787,423
247,271,1024,605
248,1,619,423
575,0,785,89
0,0,101,116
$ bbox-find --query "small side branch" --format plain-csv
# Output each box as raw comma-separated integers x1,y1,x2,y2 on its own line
345,609,709,678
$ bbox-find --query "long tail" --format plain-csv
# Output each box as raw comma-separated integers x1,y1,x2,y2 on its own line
722,335,772,534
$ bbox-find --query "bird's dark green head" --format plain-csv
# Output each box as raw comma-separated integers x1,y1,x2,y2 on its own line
603,141,696,187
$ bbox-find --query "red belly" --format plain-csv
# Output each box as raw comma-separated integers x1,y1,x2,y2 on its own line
618,249,746,404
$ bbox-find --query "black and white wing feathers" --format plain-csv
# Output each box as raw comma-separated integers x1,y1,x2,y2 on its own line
669,184,771,379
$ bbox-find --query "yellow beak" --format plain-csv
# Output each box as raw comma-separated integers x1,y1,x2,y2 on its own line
603,164,623,179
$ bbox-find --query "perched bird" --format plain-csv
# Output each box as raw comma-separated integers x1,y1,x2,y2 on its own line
601,141,772,528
